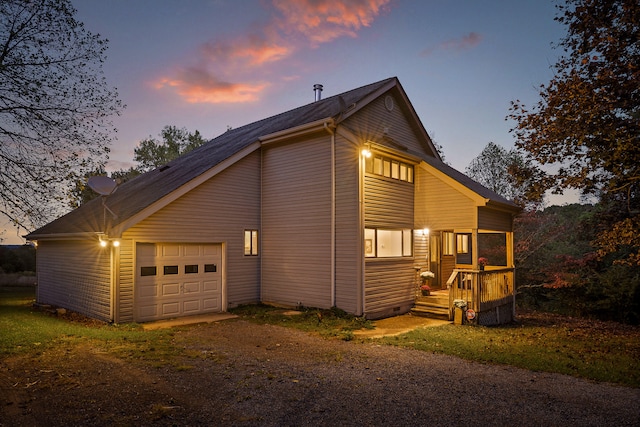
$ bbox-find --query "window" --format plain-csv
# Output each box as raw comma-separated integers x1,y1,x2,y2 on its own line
244,229,258,256
456,234,469,254
443,232,454,256
365,228,413,258
185,265,198,274
204,264,217,272
140,266,157,276
365,154,414,183
163,265,178,275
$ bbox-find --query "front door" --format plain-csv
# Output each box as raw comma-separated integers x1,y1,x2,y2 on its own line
440,231,455,288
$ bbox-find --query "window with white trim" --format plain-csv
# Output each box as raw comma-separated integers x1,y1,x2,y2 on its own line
365,228,413,258
365,154,414,183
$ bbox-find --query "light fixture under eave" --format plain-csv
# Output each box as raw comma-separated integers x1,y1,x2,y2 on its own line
99,239,108,248
361,143,372,158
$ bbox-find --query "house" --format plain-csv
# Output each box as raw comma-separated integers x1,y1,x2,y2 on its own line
27,77,521,325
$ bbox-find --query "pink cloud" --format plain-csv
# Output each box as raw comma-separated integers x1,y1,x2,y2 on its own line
156,0,392,104
272,0,392,45
155,68,268,104
421,32,483,56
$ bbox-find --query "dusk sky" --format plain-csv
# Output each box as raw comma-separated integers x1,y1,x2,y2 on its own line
3,0,571,243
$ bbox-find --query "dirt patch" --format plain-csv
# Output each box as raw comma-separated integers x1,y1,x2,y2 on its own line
2,317,639,426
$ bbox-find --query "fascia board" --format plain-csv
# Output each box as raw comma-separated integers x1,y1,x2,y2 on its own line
26,232,102,242
259,118,334,145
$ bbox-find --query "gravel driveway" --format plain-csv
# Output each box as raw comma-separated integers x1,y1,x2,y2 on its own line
2,319,639,426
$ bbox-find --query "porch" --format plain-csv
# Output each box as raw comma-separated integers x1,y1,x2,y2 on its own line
412,268,515,326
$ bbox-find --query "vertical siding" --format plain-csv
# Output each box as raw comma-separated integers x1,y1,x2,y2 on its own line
478,207,513,232
262,134,332,309
415,164,476,230
36,240,112,321
334,137,360,314
119,151,261,320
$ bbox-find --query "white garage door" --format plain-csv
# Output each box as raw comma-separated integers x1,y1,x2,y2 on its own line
135,242,223,322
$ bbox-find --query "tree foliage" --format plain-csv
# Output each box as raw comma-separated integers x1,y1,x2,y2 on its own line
465,142,543,209
70,126,207,207
134,126,206,172
0,0,122,234
508,0,639,264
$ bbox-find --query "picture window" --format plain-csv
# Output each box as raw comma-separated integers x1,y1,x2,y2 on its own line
365,228,413,258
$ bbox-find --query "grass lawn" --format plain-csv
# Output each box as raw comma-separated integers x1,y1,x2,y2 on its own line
2,286,639,387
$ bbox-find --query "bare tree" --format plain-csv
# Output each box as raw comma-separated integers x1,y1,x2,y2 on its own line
0,0,123,235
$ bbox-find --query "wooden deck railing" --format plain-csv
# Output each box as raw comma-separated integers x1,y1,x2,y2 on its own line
446,268,515,325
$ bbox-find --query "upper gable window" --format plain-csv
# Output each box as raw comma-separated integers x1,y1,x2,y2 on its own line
365,154,413,183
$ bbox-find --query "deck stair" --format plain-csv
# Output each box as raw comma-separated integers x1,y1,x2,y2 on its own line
412,290,450,320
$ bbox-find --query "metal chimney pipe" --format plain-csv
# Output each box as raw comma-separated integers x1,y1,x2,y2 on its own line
313,84,323,101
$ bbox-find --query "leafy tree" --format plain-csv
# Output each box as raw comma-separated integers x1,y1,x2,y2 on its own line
134,126,207,172
508,0,639,265
0,0,122,234
70,126,206,207
465,142,543,209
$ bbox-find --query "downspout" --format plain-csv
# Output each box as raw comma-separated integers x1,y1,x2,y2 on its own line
324,121,336,307
335,125,365,316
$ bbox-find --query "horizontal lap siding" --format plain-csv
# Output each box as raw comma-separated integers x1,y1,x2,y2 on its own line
36,240,111,321
334,139,360,314
120,152,261,319
344,94,430,156
478,207,513,232
364,176,414,228
415,165,476,230
363,173,415,317
262,135,332,309
364,260,415,318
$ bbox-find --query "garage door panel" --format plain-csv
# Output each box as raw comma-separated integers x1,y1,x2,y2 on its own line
203,280,219,292
135,243,223,322
162,244,180,257
138,304,158,318
183,300,201,313
183,245,200,257
183,281,200,293
203,297,220,310
203,245,219,256
162,283,181,296
162,302,180,316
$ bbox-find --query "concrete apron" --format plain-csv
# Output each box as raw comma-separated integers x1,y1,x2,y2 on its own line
141,312,450,337
142,313,238,330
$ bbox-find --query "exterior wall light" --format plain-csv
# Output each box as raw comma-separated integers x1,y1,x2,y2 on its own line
361,147,372,158
99,237,120,247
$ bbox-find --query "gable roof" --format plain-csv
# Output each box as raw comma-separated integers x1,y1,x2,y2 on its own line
26,76,516,240
420,155,521,212
27,77,401,239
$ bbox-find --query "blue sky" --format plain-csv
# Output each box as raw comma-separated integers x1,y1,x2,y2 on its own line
72,0,564,173
2,0,570,243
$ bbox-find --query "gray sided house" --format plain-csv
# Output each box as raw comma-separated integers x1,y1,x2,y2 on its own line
27,77,521,325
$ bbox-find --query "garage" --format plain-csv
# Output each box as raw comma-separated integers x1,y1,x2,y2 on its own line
135,242,223,322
